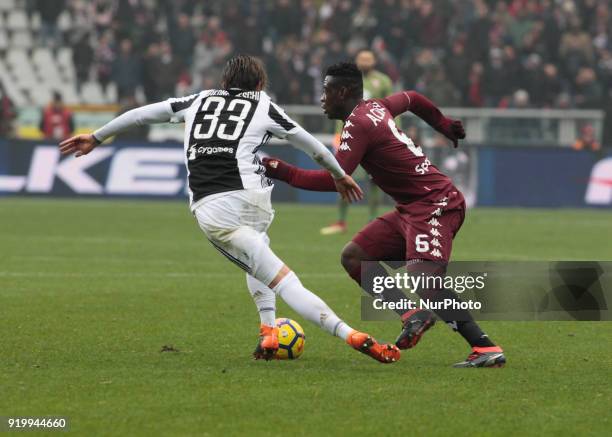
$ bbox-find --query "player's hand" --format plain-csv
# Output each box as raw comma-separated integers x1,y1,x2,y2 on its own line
59,134,99,157
334,174,363,203
262,157,293,181
441,118,466,148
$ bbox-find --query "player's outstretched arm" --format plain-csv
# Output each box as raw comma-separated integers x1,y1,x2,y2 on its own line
265,100,363,201
59,101,175,157
380,91,466,147
263,156,360,202
283,127,363,202
263,157,359,202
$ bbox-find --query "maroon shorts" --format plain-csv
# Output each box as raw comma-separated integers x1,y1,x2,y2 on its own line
352,191,466,263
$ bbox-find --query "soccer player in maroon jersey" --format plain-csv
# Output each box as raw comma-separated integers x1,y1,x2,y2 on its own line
264,62,505,367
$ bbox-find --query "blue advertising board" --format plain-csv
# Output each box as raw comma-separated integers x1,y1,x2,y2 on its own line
477,147,611,207
1,139,611,207
0,140,300,202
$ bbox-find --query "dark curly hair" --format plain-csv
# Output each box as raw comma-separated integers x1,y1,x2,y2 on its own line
221,55,268,91
324,61,363,97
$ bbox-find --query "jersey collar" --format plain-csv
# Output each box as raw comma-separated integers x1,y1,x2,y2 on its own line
345,100,365,121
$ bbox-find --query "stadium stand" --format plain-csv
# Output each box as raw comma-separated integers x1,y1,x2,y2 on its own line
0,0,611,121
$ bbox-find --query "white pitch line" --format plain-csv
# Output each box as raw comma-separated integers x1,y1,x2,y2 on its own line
0,271,347,279
0,234,206,246
7,255,217,266
0,235,341,253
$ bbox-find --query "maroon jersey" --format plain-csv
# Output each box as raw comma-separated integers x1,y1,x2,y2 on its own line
265,91,467,263
275,91,460,205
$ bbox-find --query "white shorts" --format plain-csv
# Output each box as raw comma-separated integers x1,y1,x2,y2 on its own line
194,187,284,285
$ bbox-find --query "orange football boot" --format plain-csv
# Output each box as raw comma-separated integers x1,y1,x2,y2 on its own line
346,330,401,363
320,221,347,235
253,324,279,360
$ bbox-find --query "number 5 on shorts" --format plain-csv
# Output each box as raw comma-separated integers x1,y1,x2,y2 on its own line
415,234,429,253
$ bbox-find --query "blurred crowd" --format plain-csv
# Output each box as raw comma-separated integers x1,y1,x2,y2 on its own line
14,0,611,112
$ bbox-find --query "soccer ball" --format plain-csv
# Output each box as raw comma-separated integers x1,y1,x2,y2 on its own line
275,318,305,359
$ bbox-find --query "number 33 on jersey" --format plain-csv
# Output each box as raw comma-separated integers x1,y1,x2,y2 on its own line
165,89,299,206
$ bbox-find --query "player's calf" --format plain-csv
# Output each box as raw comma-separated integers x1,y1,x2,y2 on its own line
340,242,366,280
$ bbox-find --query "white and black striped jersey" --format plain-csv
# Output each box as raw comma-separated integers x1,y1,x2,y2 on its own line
94,88,343,207
165,89,299,208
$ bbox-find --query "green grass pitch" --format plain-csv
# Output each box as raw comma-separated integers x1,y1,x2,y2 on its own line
1,198,611,436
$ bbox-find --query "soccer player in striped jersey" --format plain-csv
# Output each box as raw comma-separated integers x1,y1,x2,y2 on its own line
59,55,400,363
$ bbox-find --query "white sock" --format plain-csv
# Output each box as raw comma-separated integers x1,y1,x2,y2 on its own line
246,274,276,326
273,271,353,340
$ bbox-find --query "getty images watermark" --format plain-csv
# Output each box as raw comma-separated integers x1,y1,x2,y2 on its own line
371,271,487,311
361,261,612,321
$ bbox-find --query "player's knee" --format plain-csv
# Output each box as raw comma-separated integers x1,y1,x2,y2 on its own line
340,242,365,275
231,226,260,246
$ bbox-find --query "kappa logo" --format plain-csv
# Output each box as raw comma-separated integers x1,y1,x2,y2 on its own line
431,238,442,248
430,228,442,237
345,120,355,128
340,130,353,140
430,248,443,258
339,142,351,152
430,207,442,217
428,218,441,227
